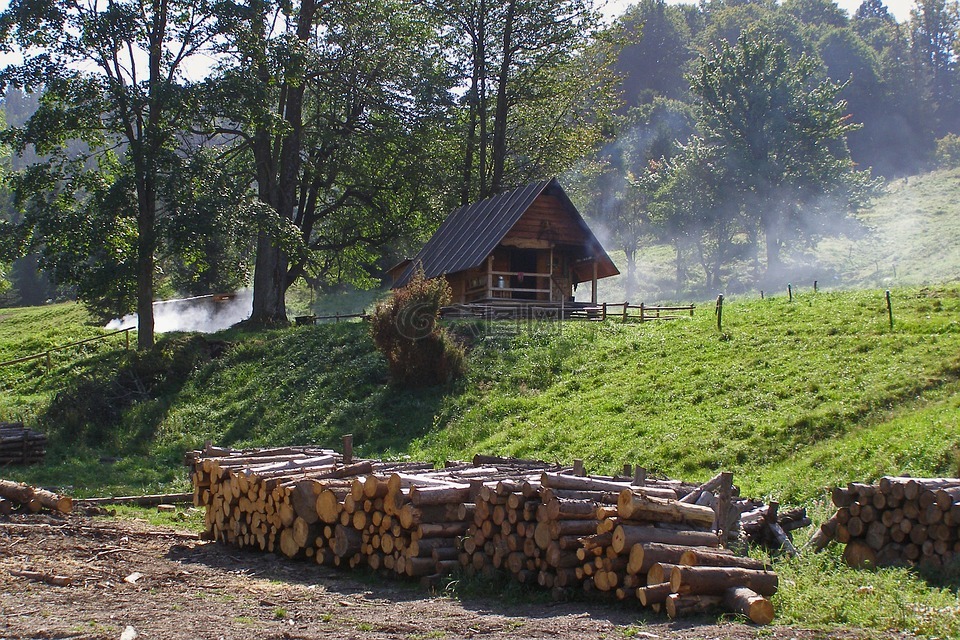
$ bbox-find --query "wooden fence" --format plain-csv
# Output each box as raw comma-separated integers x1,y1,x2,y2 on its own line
570,302,696,323
0,327,135,373
294,312,368,326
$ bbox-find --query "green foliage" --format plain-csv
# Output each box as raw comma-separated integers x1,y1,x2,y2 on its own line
370,271,465,388
935,133,960,168
690,29,879,279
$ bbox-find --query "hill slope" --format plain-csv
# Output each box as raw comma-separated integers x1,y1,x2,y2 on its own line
2,286,959,505
591,167,960,303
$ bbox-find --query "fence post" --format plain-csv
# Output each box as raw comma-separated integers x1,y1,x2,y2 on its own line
640,302,645,323
886,290,893,330
573,459,585,477
125,329,130,351
788,283,793,302
622,301,628,324
716,294,724,331
601,302,607,321
716,471,734,548
633,466,647,487
814,280,818,293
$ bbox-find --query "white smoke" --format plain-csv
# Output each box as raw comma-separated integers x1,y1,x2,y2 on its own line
105,290,253,334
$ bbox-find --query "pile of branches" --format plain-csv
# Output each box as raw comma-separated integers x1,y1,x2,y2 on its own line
188,445,807,625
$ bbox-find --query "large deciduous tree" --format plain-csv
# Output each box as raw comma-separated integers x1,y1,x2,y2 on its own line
910,0,960,133
208,0,455,326
0,0,220,348
432,0,615,203
690,30,877,279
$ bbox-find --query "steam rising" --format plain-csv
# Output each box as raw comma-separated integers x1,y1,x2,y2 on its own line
106,290,252,333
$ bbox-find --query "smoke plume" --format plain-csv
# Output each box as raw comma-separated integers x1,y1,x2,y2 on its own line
105,290,252,334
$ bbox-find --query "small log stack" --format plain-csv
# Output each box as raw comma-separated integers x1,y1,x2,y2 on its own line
0,478,72,515
0,422,47,465
812,477,960,569
188,446,785,624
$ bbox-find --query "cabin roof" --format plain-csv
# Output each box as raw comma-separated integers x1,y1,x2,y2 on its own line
393,178,617,287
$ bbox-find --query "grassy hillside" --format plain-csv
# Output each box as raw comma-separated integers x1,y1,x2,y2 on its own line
3,168,960,636
3,286,960,635
3,285,959,504
590,167,960,303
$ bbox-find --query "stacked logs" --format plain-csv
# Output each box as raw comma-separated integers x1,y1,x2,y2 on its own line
0,479,72,515
812,477,960,569
570,477,777,623
0,423,46,465
189,446,784,624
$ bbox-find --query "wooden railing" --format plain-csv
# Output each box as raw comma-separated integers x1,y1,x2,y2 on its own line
294,312,368,326
0,327,135,372
468,270,554,301
570,302,696,323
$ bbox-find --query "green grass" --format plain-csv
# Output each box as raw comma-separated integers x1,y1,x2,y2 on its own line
3,168,960,635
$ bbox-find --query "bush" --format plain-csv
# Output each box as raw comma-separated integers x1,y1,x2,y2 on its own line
370,269,465,387
935,134,960,169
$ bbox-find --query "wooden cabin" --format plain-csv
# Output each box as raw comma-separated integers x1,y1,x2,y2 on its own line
389,178,619,305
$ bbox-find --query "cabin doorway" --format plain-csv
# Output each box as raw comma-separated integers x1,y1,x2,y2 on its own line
510,249,538,300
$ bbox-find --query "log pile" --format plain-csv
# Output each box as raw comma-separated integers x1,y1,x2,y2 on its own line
0,422,47,465
812,477,960,569
0,478,72,515
188,446,785,624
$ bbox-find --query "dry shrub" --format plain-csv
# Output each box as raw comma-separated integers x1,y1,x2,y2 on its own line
370,269,465,387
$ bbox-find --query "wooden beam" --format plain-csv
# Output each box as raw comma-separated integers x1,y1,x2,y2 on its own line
591,259,598,305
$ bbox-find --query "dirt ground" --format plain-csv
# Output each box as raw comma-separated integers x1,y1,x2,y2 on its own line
1,513,904,640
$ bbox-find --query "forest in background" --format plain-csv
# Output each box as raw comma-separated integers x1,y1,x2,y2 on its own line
0,0,959,337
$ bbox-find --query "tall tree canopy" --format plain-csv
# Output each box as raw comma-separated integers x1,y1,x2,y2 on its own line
432,0,615,203
689,30,876,279
0,0,222,347
206,0,456,326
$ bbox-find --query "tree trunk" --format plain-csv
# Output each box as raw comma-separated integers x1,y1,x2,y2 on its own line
490,0,515,194
248,0,316,326
762,212,782,279
251,231,289,325
136,187,156,350
624,248,636,301
477,0,489,199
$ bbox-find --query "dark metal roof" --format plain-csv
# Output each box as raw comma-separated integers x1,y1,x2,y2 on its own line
394,178,618,287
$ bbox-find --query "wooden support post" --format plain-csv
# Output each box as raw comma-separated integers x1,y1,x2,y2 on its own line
788,283,793,302
813,280,818,293
486,255,494,300
601,303,607,321
573,459,585,477
640,302,645,322
591,260,598,305
342,434,353,465
549,247,554,302
622,463,632,478
715,295,723,332
886,290,893,330
715,472,733,546
622,302,628,324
